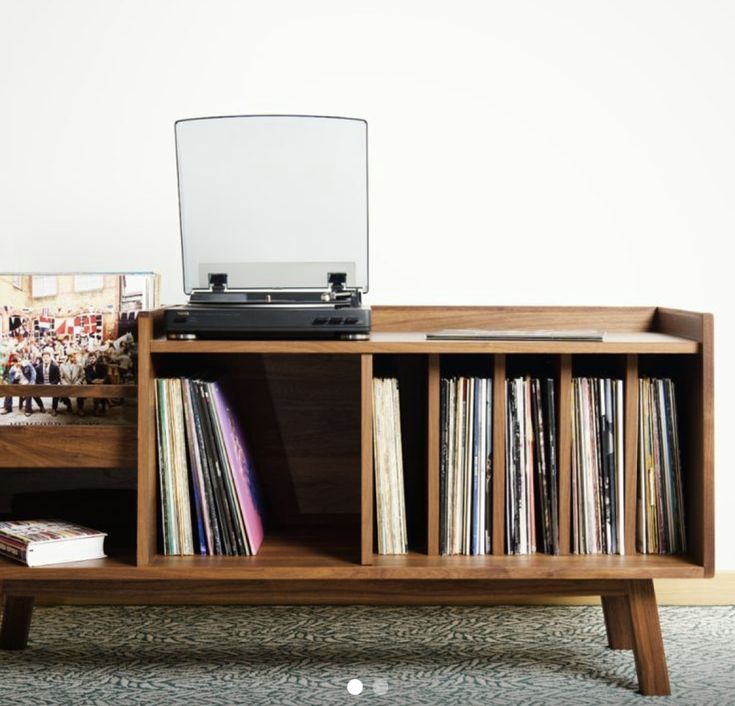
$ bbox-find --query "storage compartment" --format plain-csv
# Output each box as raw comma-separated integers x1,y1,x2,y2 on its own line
437,354,494,556
149,353,362,564
569,354,629,556
371,354,428,556
503,355,563,556
637,354,699,560
0,477,137,569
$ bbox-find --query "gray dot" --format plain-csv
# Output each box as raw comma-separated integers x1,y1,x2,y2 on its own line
373,678,389,695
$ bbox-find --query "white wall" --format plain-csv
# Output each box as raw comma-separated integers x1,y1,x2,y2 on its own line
1,0,733,568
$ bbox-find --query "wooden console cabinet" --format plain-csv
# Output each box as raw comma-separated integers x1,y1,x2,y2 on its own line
0,306,714,696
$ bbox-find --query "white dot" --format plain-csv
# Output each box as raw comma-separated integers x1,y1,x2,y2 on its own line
347,678,364,695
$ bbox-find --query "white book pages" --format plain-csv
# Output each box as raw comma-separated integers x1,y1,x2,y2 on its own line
391,379,408,553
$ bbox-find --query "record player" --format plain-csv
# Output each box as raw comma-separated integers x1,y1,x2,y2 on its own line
164,115,371,340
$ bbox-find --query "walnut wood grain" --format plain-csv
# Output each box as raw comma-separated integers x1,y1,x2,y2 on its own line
0,305,712,695
0,595,34,650
651,309,714,575
654,307,705,341
2,579,628,603
701,314,715,576
361,354,373,565
601,595,633,649
372,306,658,333
149,332,698,355
0,426,135,468
136,311,158,566
626,579,671,695
0,385,136,398
0,547,705,581
222,355,358,518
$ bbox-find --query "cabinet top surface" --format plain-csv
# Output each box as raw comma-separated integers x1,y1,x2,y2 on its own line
149,331,699,354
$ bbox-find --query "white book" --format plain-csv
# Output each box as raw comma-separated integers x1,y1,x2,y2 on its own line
0,520,106,568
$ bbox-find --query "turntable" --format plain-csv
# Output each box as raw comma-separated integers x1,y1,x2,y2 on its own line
164,115,371,340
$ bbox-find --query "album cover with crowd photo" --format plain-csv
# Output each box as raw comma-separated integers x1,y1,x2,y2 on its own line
0,273,159,426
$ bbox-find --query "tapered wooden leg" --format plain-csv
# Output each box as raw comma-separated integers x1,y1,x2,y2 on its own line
0,595,35,650
626,580,670,696
602,595,633,649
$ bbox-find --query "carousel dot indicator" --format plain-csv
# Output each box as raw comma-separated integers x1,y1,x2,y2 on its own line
347,678,364,695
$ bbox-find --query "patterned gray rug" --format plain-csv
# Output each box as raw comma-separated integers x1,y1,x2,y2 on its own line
0,605,733,705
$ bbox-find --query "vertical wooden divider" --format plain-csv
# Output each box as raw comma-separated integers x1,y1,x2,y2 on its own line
361,354,374,565
427,355,440,556
701,313,715,575
557,355,572,555
624,354,639,555
136,312,156,566
491,354,506,555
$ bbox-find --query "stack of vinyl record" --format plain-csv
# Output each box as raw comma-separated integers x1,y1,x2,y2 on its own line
372,378,408,555
155,378,265,556
571,377,624,554
638,377,686,554
440,376,493,555
505,377,559,555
